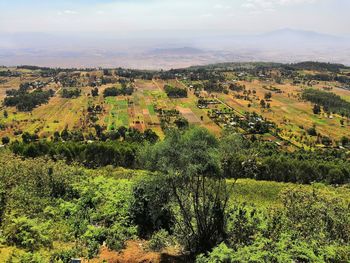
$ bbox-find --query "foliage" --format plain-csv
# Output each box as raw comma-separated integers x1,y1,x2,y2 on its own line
139,128,230,254
164,85,187,98
302,88,350,117
3,89,54,111
0,126,350,261
61,88,81,98
1,136,10,145
147,229,172,252
3,216,52,251
130,174,173,238
197,187,350,262
11,140,138,169
103,86,134,97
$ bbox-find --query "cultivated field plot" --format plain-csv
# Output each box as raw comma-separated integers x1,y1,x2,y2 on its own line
104,97,130,130
126,79,218,136
0,86,100,139
214,79,350,146
2,63,350,147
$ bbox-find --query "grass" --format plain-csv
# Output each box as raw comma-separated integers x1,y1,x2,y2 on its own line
228,178,350,208
147,105,156,115
105,97,129,129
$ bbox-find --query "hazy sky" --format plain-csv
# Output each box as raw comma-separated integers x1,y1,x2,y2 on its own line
0,0,349,36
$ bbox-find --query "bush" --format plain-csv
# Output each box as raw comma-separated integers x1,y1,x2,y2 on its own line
105,222,137,251
130,175,173,238
196,243,235,263
50,248,80,263
82,225,107,258
3,216,52,251
226,204,263,248
147,229,171,252
16,252,46,263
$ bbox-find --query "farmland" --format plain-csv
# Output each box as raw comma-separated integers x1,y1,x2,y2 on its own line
1,63,350,262
0,64,350,151
2,63,350,150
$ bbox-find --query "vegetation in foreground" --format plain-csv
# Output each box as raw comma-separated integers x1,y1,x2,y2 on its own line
0,127,349,262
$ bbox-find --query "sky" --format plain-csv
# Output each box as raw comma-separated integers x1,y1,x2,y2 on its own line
0,0,349,36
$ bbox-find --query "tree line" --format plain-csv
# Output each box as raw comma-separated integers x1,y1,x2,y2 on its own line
6,127,350,185
302,88,350,117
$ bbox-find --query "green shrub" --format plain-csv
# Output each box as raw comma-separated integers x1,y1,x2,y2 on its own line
105,222,137,251
147,229,171,251
50,248,80,263
16,252,45,263
130,175,173,238
3,216,52,251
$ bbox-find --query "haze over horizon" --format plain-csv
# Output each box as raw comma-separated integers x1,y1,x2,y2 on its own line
0,0,349,69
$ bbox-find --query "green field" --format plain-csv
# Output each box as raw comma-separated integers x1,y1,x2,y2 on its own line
105,97,129,130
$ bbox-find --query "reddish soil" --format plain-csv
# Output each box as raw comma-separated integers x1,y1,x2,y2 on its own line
89,241,191,263
90,241,160,263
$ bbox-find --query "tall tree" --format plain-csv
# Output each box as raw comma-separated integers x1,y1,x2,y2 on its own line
140,128,231,253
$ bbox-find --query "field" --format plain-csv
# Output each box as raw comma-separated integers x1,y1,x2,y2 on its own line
1,64,350,150
215,80,350,143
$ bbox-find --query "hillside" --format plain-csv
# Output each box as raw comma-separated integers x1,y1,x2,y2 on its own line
0,148,349,262
0,62,350,262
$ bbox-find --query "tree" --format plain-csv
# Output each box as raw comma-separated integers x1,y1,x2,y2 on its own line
61,128,70,141
264,92,272,100
91,87,99,97
174,117,189,130
313,104,321,114
164,85,187,98
307,127,317,136
321,136,332,146
61,88,81,98
22,132,38,143
143,129,159,144
140,128,231,254
1,136,10,145
341,136,349,146
260,99,266,108
130,175,173,238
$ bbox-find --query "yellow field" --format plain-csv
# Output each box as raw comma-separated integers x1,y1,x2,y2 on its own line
214,79,350,146
1,68,350,147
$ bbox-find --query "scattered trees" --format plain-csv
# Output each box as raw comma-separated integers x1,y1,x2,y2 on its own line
164,85,187,98
61,88,81,98
4,89,54,111
103,86,134,97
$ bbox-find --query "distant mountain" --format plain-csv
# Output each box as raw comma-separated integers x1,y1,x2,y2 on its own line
261,28,341,40
256,28,347,46
0,29,349,69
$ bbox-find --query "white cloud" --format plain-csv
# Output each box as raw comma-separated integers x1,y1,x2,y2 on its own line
242,0,318,12
58,10,78,15
214,4,231,9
